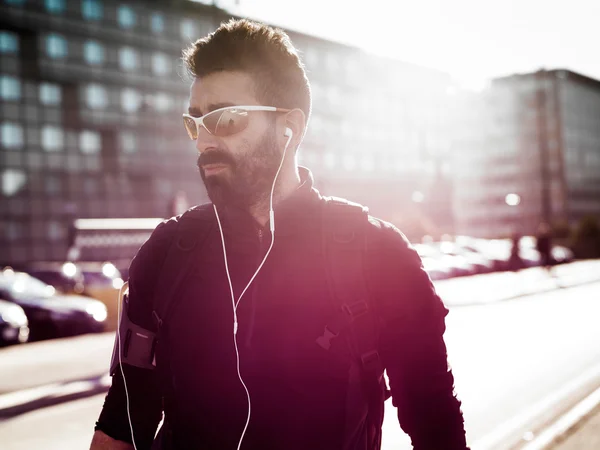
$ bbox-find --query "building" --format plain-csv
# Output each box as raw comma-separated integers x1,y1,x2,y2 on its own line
452,69,600,238
0,0,458,265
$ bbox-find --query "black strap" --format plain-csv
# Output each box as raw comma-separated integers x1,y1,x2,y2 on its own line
152,204,215,330
320,196,389,450
320,196,383,376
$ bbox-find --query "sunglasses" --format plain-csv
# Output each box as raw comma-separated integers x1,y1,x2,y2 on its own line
182,105,291,140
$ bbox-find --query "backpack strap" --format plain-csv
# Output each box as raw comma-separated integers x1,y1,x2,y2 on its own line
319,196,383,376
319,196,389,450
151,204,215,331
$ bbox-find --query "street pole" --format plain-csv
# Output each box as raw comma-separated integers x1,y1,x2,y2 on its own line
535,71,552,228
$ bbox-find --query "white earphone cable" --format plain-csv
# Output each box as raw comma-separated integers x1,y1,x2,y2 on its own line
116,281,139,450
215,131,293,450
120,130,293,450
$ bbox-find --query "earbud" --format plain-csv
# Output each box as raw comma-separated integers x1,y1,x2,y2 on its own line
284,127,293,138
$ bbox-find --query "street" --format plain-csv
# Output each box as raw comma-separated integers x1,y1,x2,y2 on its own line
0,279,599,449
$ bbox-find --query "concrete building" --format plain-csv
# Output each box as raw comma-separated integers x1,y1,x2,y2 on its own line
453,69,600,238
0,0,457,264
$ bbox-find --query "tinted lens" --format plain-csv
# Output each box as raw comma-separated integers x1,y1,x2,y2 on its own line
205,109,249,137
183,116,198,140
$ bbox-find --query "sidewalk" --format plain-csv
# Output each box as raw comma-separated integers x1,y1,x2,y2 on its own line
0,259,598,420
437,259,600,307
550,404,600,450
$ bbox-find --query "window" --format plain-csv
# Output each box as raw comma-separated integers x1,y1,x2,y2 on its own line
84,40,105,65
120,131,136,154
0,31,19,53
2,169,27,197
45,176,62,194
360,156,374,172
150,12,164,33
39,83,62,105
79,130,101,154
323,152,336,169
81,0,102,20
86,84,108,109
119,47,139,71
0,76,21,101
118,5,136,29
180,19,195,40
41,126,64,152
46,34,68,59
152,52,170,76
343,154,356,171
1,122,23,149
121,88,142,112
153,92,172,112
45,0,65,13
47,221,64,241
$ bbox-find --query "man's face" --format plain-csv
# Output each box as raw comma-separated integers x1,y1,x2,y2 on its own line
188,71,282,209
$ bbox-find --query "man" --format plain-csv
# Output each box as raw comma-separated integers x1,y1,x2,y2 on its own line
536,222,554,272
91,19,469,450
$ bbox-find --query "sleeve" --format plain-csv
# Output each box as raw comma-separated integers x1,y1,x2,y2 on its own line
366,219,469,450
95,219,177,448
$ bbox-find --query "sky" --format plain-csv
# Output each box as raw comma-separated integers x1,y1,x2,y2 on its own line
214,0,600,89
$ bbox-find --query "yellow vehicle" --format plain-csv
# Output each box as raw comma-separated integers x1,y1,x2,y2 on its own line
27,261,124,331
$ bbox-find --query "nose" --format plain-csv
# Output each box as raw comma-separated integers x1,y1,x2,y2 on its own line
194,124,218,154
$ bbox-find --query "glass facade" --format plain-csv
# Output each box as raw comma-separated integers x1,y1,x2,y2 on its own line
45,0,66,14
84,41,105,65
0,31,19,53
39,83,62,105
0,0,457,264
0,75,20,100
1,122,24,149
85,84,108,109
119,47,138,71
46,34,68,59
118,5,136,29
81,0,102,20
150,12,165,33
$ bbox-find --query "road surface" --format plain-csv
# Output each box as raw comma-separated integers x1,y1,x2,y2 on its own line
1,279,599,450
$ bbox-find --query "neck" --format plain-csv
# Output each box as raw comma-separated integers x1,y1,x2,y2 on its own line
250,165,301,226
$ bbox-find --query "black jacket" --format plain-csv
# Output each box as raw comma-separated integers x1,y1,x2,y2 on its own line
96,168,469,450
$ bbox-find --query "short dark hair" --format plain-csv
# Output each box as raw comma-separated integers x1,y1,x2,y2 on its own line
182,19,311,122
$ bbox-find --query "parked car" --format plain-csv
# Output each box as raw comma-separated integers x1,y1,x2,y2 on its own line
26,261,123,304
434,241,495,274
420,256,454,281
413,243,476,278
0,268,107,341
0,299,29,346
454,236,509,271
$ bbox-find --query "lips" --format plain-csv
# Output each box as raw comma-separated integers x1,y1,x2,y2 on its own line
201,163,228,175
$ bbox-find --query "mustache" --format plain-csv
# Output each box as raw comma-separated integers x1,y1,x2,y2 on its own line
197,150,235,169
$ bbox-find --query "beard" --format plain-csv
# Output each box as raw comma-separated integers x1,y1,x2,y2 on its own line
197,127,281,210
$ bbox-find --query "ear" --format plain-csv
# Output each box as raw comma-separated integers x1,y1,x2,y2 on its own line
281,108,306,150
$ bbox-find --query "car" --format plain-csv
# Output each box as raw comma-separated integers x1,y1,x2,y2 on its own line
26,261,123,331
420,256,454,281
0,268,107,341
454,236,509,271
0,299,29,346
413,243,476,278
434,241,495,274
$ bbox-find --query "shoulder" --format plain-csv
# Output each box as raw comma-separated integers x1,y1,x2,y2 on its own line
129,203,213,283
320,195,416,256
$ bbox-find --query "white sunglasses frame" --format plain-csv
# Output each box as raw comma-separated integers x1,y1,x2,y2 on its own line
182,105,291,140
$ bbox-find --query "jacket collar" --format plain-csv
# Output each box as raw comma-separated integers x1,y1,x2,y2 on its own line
218,167,322,237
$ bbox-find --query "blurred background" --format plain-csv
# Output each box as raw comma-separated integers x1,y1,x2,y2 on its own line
0,1,600,449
